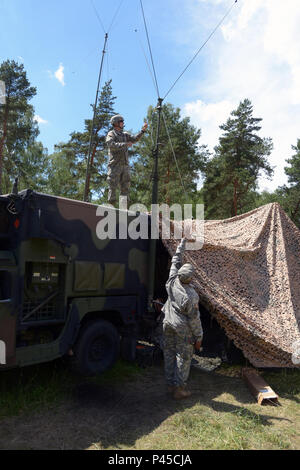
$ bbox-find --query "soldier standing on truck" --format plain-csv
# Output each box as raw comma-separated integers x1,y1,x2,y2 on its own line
162,237,203,400
106,115,148,206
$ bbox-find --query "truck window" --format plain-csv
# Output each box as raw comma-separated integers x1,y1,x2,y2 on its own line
22,262,66,323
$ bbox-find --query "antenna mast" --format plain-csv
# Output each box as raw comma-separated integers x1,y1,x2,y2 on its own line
84,32,108,202
147,97,163,309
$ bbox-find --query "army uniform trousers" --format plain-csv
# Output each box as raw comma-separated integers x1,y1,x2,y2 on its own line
163,323,194,387
107,154,130,204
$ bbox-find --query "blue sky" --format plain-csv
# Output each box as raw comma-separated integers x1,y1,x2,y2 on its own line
1,0,210,148
1,0,300,191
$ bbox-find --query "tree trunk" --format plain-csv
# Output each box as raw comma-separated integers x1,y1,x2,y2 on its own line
85,143,98,201
232,179,238,217
0,101,9,195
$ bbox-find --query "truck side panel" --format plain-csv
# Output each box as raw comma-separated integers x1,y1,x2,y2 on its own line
0,191,151,369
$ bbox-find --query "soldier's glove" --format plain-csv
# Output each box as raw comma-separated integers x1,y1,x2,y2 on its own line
176,238,186,254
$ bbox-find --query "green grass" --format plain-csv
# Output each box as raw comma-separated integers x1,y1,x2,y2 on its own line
0,361,299,450
0,360,74,418
0,358,142,419
92,359,143,384
125,366,300,451
263,369,300,396
132,405,292,450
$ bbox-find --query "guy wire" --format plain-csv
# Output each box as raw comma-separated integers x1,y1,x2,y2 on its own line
90,0,106,34
163,0,238,100
162,109,189,201
139,0,160,99
90,0,125,35
108,0,125,33
134,29,158,103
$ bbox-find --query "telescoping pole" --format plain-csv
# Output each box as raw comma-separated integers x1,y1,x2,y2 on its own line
147,97,163,310
84,33,108,202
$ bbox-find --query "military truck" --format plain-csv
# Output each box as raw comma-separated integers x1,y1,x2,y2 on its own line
0,189,168,375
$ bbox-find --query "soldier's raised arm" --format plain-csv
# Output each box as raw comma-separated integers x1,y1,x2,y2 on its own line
168,238,186,279
127,121,148,143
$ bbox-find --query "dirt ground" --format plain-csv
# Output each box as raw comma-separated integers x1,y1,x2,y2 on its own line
0,360,299,450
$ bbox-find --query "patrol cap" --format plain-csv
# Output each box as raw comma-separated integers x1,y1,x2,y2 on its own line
110,114,124,126
178,263,194,283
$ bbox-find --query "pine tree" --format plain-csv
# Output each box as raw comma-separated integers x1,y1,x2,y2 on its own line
47,80,116,201
202,99,273,218
276,139,300,227
15,141,49,193
0,59,38,194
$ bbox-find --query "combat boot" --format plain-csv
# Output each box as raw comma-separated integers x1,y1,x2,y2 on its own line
167,385,176,393
173,386,192,400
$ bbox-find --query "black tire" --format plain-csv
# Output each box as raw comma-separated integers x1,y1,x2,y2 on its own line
120,336,137,362
73,320,120,376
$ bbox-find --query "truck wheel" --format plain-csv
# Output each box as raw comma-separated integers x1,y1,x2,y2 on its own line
73,320,120,376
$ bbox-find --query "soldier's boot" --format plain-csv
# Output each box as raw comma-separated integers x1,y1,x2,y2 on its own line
173,386,192,400
167,385,176,393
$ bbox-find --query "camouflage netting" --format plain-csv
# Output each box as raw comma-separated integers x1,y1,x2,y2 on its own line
162,203,300,368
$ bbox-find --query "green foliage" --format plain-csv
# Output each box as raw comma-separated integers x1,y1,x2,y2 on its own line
16,141,50,193
2,58,300,228
285,139,300,185
202,99,273,219
253,140,300,228
131,103,209,209
47,80,116,202
0,59,41,194
278,139,300,227
254,189,283,207
47,145,84,200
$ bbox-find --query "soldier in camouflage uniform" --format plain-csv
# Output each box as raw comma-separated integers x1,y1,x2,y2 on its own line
162,238,203,399
106,115,147,206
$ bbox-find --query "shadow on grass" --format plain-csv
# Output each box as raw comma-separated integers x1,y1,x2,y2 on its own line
0,357,297,450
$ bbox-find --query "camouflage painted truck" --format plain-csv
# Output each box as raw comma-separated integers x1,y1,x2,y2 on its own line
0,189,168,375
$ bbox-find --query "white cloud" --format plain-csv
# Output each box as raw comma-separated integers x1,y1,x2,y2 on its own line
47,63,66,86
34,115,48,125
183,99,233,150
54,63,65,86
183,0,300,192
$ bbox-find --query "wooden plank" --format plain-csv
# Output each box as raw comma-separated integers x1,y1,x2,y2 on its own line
242,368,279,405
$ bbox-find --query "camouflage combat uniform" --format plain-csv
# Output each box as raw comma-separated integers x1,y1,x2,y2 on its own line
162,239,203,388
105,128,145,205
